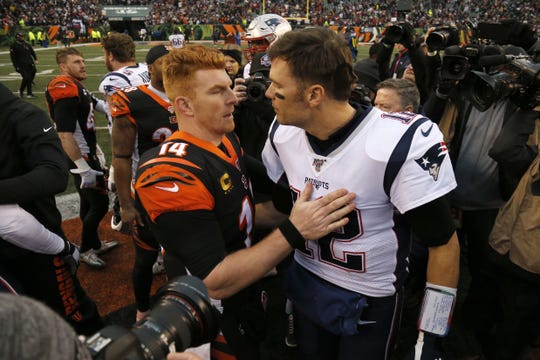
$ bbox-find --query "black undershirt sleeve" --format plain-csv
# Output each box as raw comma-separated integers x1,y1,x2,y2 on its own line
272,182,293,215
402,195,456,247
150,210,226,279
244,154,275,195
53,97,79,133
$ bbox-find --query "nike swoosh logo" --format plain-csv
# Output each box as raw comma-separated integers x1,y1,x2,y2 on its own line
421,124,434,137
357,320,377,326
155,183,179,193
43,126,53,132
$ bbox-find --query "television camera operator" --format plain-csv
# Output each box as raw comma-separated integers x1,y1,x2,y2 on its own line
420,18,540,358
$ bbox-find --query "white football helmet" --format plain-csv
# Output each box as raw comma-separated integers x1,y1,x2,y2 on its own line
244,14,292,60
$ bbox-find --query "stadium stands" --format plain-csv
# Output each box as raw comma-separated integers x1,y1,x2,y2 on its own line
1,0,538,33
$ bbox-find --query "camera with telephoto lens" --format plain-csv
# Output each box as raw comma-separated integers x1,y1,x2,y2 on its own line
245,72,271,102
383,22,415,46
462,55,540,111
84,275,220,360
425,27,460,52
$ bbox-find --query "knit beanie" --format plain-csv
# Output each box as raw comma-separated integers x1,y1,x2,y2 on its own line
221,49,243,66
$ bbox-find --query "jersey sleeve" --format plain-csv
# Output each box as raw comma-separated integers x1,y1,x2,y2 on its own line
390,120,457,214
49,97,80,133
109,90,136,125
0,204,64,254
46,76,79,104
98,72,131,96
135,160,215,222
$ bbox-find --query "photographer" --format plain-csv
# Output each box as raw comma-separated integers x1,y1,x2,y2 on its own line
376,22,439,106
482,107,540,359
423,25,539,354
233,52,275,163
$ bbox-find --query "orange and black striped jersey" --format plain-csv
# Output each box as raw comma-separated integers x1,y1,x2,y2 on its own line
45,75,97,155
110,84,177,156
135,131,255,268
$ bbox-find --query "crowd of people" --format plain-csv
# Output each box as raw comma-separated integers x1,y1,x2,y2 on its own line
2,7,540,360
2,0,539,35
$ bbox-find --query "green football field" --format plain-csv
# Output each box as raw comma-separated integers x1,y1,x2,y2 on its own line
0,41,371,195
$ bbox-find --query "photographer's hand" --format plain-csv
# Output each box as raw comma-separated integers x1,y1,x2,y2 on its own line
233,77,248,103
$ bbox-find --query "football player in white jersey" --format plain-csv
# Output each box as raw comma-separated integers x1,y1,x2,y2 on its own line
262,27,460,360
98,32,150,232
242,13,291,79
168,28,185,49
99,32,150,99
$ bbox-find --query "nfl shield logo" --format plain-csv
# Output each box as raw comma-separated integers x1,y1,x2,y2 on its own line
312,158,326,172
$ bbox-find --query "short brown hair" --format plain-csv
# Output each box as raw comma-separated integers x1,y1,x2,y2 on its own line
267,26,356,101
55,47,83,65
101,32,136,62
162,45,225,101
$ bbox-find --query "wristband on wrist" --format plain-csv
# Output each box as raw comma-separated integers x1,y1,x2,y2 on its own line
74,158,91,172
418,282,457,336
279,219,305,249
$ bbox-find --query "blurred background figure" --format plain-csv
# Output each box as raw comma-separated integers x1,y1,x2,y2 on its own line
169,28,185,49
9,32,38,98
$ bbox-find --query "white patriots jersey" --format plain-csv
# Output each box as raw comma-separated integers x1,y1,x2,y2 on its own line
262,107,457,297
98,63,150,96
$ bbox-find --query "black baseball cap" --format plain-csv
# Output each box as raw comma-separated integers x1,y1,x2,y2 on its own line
146,45,169,65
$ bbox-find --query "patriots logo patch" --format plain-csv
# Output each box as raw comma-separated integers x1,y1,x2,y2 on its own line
415,142,448,181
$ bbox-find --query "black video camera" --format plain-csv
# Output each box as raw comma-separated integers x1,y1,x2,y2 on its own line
245,72,271,102
462,55,540,111
84,276,220,360
426,27,460,52
475,20,538,51
440,44,494,80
